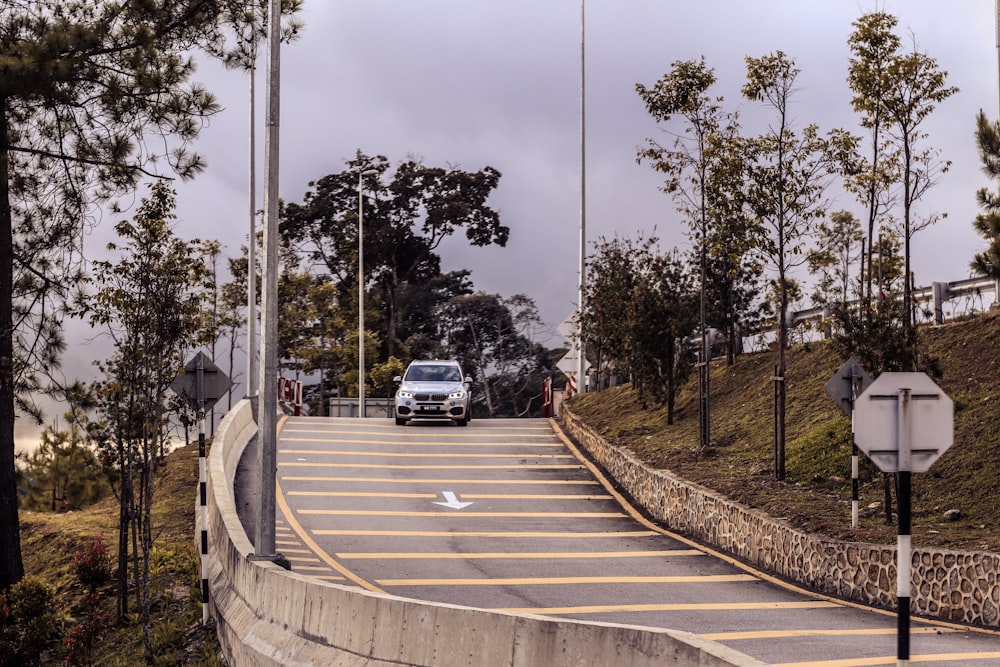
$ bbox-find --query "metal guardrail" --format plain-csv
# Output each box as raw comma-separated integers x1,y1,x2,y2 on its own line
328,397,393,418
788,275,1000,330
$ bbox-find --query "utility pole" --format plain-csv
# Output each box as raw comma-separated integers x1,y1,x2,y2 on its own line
255,0,281,559
576,0,587,392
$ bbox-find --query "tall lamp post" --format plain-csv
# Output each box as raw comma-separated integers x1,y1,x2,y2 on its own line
358,168,378,418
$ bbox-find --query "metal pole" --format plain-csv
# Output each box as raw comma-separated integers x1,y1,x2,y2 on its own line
357,169,377,418
576,0,587,393
246,66,258,398
255,0,281,558
896,387,912,667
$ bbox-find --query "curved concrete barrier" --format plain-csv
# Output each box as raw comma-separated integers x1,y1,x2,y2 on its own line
204,400,764,666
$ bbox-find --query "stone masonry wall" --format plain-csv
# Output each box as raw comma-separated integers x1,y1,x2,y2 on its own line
560,408,1000,627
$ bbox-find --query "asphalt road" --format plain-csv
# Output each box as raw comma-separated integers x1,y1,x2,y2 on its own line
258,416,1000,666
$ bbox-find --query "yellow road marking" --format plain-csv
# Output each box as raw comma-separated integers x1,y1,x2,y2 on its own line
773,652,1000,666
280,476,598,485
282,449,573,459
462,493,612,500
283,430,556,439
286,556,321,563
498,601,840,614
337,550,705,559
288,491,438,498
547,418,1000,638
313,529,659,538
283,437,561,446
286,490,611,500
378,574,758,586
298,509,625,518
278,462,584,470
275,476,386,594
701,626,958,641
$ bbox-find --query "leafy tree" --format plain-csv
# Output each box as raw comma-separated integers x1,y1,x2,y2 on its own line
879,33,957,342
281,152,508,361
0,0,280,593
847,12,903,305
436,293,554,417
971,110,1000,279
277,271,353,413
628,249,698,420
218,254,249,411
79,182,209,660
396,270,475,358
580,235,643,388
580,234,698,422
637,58,743,447
740,51,857,480
702,140,768,365
17,381,107,512
18,424,107,513
807,210,865,307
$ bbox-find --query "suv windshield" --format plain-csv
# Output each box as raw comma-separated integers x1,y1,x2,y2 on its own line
404,364,462,382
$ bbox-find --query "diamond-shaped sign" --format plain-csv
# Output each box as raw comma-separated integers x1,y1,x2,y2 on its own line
825,357,872,416
556,349,591,379
853,372,953,473
171,351,232,411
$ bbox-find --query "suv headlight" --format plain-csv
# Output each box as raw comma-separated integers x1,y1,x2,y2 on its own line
448,390,466,400
397,390,414,399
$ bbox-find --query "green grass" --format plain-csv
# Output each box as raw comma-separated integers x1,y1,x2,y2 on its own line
568,313,1000,551
19,442,220,666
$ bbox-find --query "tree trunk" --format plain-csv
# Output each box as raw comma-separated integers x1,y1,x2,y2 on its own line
0,100,25,591
117,449,131,623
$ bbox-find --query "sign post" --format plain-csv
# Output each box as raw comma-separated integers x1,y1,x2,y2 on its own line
172,352,231,624
824,357,872,527
854,372,953,667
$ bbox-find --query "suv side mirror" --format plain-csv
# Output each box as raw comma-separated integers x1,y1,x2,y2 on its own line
463,376,473,384
392,375,402,383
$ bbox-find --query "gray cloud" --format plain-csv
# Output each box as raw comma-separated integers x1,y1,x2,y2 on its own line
27,1,996,447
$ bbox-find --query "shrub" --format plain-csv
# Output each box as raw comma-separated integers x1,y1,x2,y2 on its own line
0,577,61,666
71,533,112,593
62,592,113,667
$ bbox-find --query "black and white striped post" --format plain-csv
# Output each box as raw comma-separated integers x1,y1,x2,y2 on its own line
853,372,953,667
824,358,872,529
197,355,208,625
850,382,860,528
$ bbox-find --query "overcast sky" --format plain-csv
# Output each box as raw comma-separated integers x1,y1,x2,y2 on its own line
29,1,998,447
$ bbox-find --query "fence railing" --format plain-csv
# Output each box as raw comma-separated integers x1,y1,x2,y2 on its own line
789,275,1000,331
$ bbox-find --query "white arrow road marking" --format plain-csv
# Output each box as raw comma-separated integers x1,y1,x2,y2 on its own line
433,491,473,510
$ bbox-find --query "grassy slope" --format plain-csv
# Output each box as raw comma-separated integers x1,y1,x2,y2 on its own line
568,312,1000,552
19,442,218,666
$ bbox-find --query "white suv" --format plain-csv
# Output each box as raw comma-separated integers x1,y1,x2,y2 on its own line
393,360,472,426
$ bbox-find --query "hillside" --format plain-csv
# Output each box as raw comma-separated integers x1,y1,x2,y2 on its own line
18,442,218,666
567,312,1000,552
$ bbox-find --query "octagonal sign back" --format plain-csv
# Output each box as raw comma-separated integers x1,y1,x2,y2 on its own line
853,372,953,473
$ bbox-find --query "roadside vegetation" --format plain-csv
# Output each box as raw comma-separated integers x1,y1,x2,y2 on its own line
569,311,1000,553
14,441,216,666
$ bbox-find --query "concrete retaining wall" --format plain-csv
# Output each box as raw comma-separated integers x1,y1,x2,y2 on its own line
560,408,1000,627
204,400,764,667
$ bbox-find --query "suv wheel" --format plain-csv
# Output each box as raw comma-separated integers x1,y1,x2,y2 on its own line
395,417,407,426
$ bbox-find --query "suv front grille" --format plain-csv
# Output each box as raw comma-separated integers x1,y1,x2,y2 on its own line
415,393,447,401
